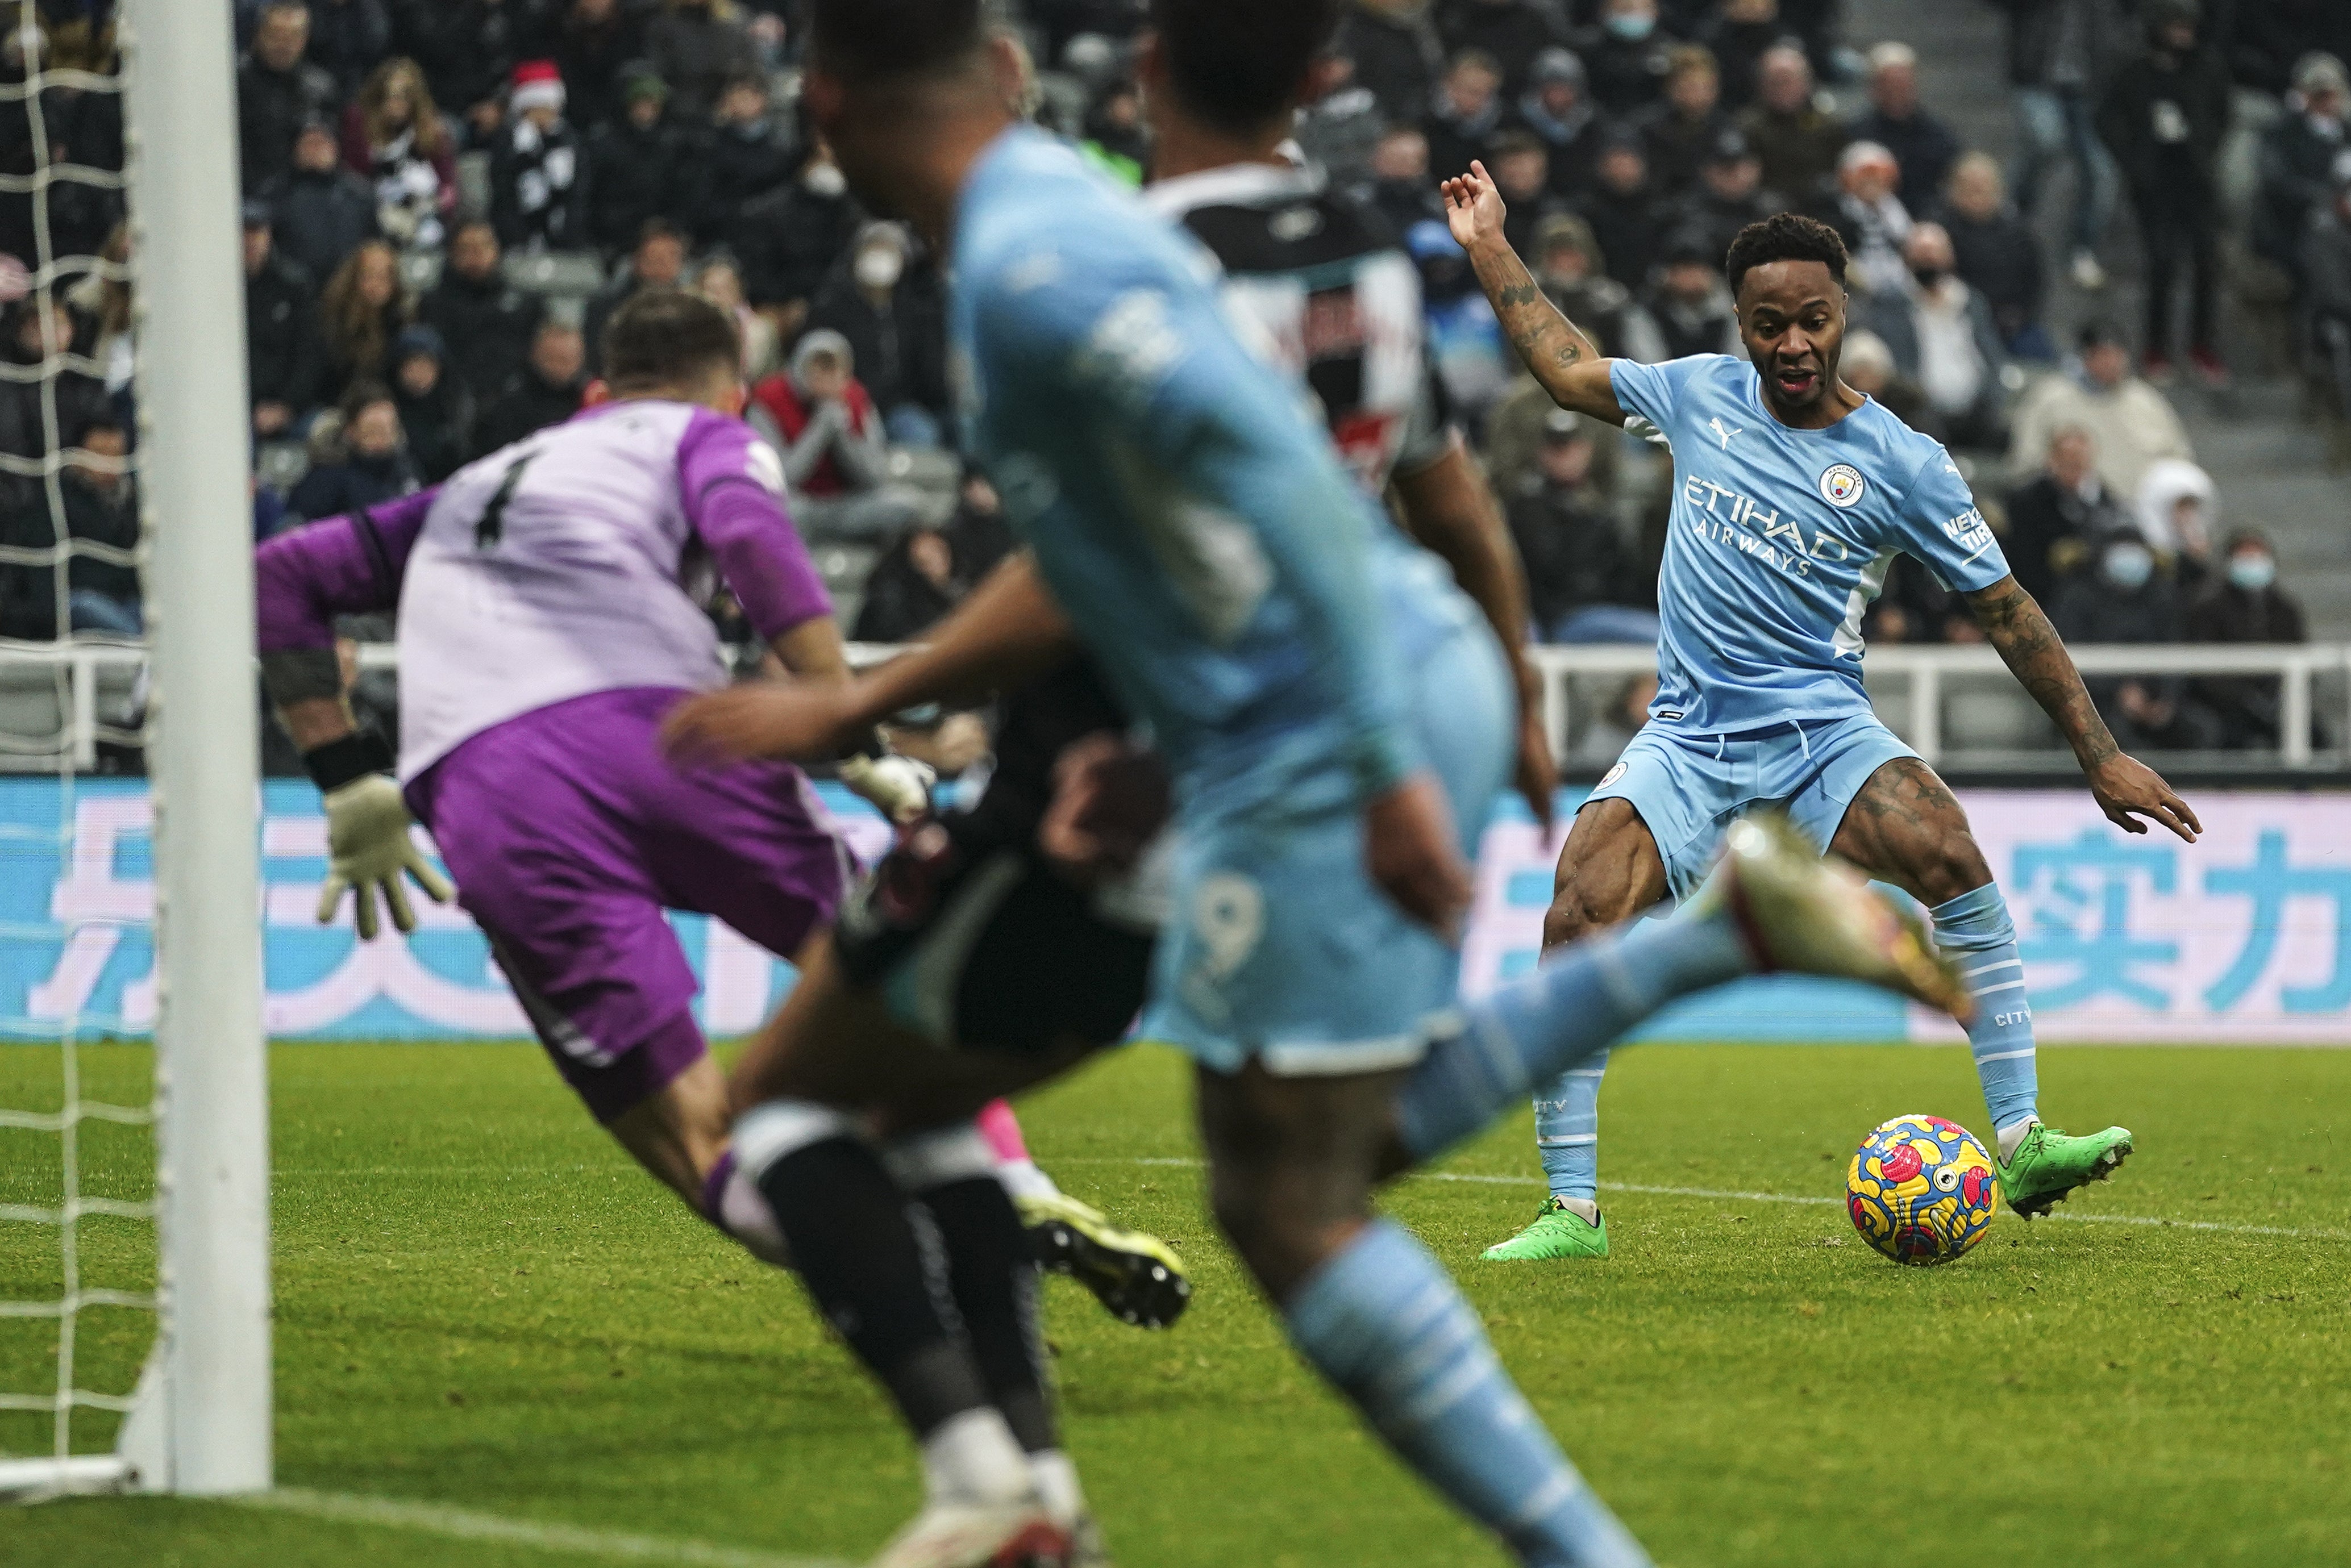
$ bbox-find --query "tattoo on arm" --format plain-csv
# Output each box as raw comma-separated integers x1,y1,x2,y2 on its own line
1470,244,1599,398
1970,579,2119,768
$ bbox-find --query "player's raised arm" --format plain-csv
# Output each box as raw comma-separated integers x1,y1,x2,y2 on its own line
1965,573,2202,842
1441,161,1625,426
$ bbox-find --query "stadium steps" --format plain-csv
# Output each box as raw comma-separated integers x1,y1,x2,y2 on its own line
1845,0,2351,639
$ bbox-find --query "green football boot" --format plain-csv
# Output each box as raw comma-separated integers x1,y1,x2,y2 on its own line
1481,1197,1609,1261
1997,1121,2134,1218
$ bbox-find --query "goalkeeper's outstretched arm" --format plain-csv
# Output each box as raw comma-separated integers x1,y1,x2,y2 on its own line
255,494,453,939
1439,160,1628,427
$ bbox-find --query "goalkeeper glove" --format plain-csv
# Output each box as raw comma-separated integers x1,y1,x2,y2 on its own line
304,731,454,941
838,745,937,825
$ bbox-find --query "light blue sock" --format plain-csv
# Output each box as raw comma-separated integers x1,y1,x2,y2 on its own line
1286,1220,1651,1568
1930,882,2040,1142
1397,911,1747,1162
1534,1049,1608,1204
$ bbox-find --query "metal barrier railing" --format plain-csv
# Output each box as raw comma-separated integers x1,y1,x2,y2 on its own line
0,639,2342,773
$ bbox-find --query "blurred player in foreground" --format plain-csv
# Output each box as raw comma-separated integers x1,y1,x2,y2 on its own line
253,287,1184,1327
1439,171,2199,1262
659,4,1974,1564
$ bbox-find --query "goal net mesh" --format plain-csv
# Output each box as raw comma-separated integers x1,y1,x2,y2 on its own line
0,10,156,1470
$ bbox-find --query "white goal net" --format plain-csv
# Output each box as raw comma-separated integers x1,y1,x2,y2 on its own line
0,0,268,1500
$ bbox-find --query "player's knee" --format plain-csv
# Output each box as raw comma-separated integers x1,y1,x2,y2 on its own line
1916,832,1995,907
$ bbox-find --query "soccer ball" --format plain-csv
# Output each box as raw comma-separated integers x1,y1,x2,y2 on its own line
1845,1114,1999,1265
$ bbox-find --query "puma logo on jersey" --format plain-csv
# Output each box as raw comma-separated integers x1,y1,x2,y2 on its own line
1709,416,1742,448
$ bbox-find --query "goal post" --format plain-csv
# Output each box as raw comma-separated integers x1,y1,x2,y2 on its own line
122,0,273,1498
0,0,271,1500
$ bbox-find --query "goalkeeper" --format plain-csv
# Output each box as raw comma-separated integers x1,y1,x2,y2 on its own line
253,289,1182,1327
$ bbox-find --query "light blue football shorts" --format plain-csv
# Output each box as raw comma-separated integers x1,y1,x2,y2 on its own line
1584,710,1919,900
1142,616,1515,1079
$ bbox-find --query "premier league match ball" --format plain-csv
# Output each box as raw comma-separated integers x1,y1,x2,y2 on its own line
1845,1114,2000,1265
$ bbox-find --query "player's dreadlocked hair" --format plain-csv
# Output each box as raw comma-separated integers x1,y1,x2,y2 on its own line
1724,212,1850,299
602,288,743,393
1152,0,1342,136
809,0,987,86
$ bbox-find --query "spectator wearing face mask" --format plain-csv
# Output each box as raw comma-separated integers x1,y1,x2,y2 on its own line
472,318,586,456
1508,48,1599,200
489,60,591,254
2185,529,2307,751
1426,49,1507,184
2097,0,2232,386
2004,426,2133,605
746,330,925,543
1854,222,2007,451
2007,320,2192,499
1934,152,2050,361
730,140,863,341
587,68,704,256
2254,52,2350,286
2134,456,2218,597
696,71,794,242
290,382,419,522
1740,43,1846,208
1333,0,1446,129
2052,527,2212,752
807,222,952,449
1580,0,1676,119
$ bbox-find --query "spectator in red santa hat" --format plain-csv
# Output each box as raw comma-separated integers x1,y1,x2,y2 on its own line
490,60,592,255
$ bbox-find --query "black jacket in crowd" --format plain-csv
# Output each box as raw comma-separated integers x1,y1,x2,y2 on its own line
401,0,557,117
1847,104,1961,211
552,5,648,135
289,447,418,523
472,363,584,458
272,164,378,287
1507,477,1632,634
245,253,328,417
1439,0,1568,98
696,119,797,245
415,266,545,407
730,179,863,315
1937,202,2046,347
236,54,339,190
587,114,706,255
2002,472,2131,605
2096,42,2232,205
806,268,952,420
1333,6,1445,134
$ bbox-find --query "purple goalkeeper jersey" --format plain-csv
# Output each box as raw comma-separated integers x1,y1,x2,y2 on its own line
256,398,833,780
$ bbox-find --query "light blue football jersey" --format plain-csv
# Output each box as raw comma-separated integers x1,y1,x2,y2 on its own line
1611,353,2011,735
951,126,1477,811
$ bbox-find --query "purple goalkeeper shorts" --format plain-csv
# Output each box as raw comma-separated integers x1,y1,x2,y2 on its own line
406,686,850,1123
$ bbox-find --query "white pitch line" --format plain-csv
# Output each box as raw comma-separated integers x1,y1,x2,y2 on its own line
1095,1156,2351,1241
233,1487,851,1568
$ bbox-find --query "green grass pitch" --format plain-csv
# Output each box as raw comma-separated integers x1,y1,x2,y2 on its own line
4,1039,2346,1567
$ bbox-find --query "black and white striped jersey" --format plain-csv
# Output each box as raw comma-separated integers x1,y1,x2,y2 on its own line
1146,160,1457,497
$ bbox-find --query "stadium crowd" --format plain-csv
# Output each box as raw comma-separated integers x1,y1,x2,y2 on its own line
0,0,2342,753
